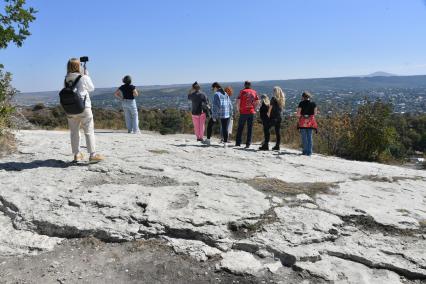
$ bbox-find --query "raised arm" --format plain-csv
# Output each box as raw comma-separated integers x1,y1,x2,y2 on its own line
82,75,95,93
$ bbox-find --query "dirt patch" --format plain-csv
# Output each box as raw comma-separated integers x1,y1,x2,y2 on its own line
149,149,169,155
341,215,426,237
245,178,336,198
82,173,179,188
352,175,426,183
0,238,265,284
228,207,278,240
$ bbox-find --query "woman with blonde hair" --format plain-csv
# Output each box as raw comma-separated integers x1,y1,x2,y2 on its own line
64,58,104,163
259,86,285,151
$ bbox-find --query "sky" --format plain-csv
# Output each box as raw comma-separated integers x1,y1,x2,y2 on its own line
1,0,426,92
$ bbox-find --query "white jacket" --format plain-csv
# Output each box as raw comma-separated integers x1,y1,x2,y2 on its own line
65,72,95,108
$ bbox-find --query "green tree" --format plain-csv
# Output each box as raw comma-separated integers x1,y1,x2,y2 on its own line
350,100,398,161
1,0,37,49
0,66,16,133
1,0,36,154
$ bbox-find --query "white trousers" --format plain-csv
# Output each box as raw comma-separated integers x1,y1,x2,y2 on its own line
67,108,96,155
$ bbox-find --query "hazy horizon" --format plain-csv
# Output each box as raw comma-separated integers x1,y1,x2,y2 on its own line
2,0,426,92
18,71,426,94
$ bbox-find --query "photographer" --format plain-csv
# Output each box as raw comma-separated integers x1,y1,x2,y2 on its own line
64,57,105,163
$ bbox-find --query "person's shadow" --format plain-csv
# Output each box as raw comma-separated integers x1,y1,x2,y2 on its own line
0,159,73,172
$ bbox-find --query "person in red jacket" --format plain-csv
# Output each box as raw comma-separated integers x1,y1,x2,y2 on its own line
235,81,259,148
297,91,318,156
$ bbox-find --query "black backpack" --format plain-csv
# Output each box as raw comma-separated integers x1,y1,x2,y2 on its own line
59,75,86,115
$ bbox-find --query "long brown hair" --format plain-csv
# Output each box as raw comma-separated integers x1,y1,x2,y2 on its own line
67,58,80,74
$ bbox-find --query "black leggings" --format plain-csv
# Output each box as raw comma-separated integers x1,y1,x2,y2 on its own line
207,118,230,142
263,119,281,146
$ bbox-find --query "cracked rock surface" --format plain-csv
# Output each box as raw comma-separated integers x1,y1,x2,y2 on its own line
1,130,426,283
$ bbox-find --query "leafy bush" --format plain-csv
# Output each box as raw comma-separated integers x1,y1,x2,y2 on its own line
0,66,17,132
349,100,397,161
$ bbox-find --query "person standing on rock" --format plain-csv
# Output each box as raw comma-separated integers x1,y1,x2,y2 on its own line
297,91,318,156
114,75,141,134
224,86,234,140
259,86,285,151
207,82,233,148
235,81,259,148
188,82,209,142
258,94,271,150
64,58,105,163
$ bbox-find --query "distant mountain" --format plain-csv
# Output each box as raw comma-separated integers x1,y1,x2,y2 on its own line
365,71,397,77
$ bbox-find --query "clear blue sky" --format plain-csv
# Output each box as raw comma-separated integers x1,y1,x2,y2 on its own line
1,0,426,92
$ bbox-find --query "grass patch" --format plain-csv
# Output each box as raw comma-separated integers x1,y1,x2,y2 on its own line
0,132,16,157
245,178,336,198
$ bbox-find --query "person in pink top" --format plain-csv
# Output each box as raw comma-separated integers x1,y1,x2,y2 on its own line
235,81,259,148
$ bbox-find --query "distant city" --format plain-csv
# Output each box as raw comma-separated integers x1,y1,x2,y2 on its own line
14,73,426,115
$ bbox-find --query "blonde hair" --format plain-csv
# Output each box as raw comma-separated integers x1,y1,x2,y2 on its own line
273,86,285,109
261,94,270,105
67,58,80,74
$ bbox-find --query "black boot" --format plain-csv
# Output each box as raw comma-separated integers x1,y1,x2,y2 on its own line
259,144,269,151
272,145,280,151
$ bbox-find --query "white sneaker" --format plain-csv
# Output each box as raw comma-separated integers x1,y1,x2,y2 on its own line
224,142,228,148
204,139,211,146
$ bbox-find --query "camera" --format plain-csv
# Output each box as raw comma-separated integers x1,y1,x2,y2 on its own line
80,56,89,63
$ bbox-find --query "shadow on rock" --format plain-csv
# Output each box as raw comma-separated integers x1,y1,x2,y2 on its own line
0,159,71,171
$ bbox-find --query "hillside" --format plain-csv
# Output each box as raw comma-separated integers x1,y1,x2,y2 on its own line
0,130,425,283
13,75,426,114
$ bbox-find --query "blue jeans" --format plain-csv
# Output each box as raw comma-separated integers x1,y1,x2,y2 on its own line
236,114,254,146
300,128,313,155
122,99,139,133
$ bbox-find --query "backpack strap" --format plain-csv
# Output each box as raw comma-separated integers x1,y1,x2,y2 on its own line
71,75,82,89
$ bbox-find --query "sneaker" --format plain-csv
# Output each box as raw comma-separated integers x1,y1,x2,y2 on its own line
224,142,228,148
72,152,84,163
272,145,280,151
197,138,203,142
259,144,269,151
202,139,211,146
89,153,105,164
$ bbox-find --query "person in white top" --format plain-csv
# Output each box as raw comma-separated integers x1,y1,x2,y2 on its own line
65,58,104,163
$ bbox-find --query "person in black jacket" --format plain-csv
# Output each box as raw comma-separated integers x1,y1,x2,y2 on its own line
188,82,209,141
114,75,140,134
259,94,270,150
259,86,285,151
